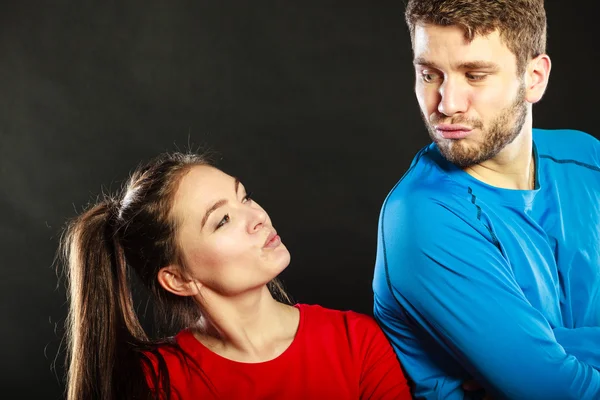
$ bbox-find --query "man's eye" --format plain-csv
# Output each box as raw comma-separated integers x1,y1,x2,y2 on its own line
466,73,487,81
421,72,440,83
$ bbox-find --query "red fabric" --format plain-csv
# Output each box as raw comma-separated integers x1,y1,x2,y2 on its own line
146,304,411,399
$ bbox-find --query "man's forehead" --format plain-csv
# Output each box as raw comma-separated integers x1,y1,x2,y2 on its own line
412,24,510,63
414,24,501,47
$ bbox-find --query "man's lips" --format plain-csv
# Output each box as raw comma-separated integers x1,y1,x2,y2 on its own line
434,124,473,139
263,231,281,249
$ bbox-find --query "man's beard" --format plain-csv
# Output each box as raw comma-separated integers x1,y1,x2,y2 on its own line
423,84,528,168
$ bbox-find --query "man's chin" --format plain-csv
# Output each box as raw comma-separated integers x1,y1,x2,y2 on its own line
438,145,482,168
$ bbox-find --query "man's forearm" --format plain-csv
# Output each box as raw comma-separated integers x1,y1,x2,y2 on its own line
554,327,600,370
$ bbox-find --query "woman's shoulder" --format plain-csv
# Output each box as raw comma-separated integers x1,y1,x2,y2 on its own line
296,303,381,336
142,333,217,399
294,303,390,366
142,333,200,376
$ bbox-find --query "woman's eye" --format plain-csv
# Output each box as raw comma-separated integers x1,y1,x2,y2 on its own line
243,192,253,203
216,214,230,230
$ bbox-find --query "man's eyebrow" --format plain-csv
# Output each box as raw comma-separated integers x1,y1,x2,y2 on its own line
200,178,240,229
456,61,499,70
413,57,439,69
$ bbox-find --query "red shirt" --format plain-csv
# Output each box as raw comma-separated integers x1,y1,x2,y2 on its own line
147,304,410,399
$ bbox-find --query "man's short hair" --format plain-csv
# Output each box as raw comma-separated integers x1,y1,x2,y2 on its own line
405,0,547,74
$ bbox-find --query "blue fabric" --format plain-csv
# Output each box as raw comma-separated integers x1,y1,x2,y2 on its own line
373,129,600,399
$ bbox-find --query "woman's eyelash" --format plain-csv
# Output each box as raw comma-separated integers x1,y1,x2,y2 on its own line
216,214,230,230
214,192,253,231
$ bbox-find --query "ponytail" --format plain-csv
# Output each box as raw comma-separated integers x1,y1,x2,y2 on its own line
59,151,288,399
61,200,154,400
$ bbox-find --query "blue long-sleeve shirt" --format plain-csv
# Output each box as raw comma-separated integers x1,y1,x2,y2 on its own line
373,129,600,399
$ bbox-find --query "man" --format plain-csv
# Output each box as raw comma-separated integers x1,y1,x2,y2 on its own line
372,1,600,399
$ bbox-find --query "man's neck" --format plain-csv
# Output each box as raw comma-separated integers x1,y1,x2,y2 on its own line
464,125,535,190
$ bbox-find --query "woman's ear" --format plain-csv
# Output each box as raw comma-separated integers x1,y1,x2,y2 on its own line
157,265,200,296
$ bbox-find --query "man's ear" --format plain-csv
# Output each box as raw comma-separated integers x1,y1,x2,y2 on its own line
525,53,551,104
157,265,200,297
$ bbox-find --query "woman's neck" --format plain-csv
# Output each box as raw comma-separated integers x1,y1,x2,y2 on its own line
192,285,299,362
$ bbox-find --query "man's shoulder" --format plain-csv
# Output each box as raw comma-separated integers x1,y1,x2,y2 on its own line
386,144,452,200
533,127,597,144
534,128,600,168
383,145,471,219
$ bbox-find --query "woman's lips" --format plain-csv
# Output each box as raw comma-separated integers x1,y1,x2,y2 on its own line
263,232,281,249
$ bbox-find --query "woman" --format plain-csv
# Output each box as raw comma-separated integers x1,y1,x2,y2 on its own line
60,151,411,399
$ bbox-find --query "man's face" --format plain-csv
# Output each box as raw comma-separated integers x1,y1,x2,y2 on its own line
412,24,528,168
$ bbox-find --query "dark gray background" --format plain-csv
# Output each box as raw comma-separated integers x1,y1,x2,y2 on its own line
1,1,596,398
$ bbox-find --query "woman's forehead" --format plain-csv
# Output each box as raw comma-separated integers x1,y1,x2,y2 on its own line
174,165,237,211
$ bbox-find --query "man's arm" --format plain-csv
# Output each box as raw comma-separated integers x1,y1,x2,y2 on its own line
374,196,600,399
553,327,600,370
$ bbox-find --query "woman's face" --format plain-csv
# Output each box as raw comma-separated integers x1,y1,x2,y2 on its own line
170,165,290,296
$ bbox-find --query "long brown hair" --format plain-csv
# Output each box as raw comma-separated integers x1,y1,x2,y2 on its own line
59,152,289,400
